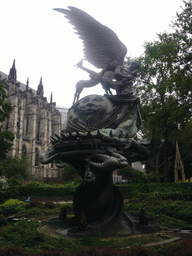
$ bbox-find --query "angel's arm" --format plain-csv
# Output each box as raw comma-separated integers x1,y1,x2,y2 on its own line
75,60,97,76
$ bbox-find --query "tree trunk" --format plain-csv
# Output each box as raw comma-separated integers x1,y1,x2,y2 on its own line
164,131,169,182
155,155,161,182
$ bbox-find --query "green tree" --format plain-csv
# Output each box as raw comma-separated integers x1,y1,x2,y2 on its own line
117,165,147,182
62,164,80,182
172,0,192,82
178,120,192,179
125,2,192,182
136,33,186,182
137,2,192,182
171,0,192,119
0,155,30,185
0,83,14,160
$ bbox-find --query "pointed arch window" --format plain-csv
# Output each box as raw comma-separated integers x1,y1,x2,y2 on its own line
36,120,40,141
26,117,29,133
22,144,27,156
6,118,9,129
35,148,39,167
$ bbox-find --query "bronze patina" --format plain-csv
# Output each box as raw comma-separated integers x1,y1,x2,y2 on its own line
40,7,156,237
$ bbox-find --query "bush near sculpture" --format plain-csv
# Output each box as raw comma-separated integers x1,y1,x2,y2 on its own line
117,183,192,200
0,187,20,204
1,198,192,255
19,184,75,198
0,219,169,255
136,191,192,201
124,199,192,228
0,199,25,216
2,240,192,256
0,245,158,256
0,184,76,204
1,182,192,204
0,213,8,227
0,198,68,219
0,219,192,256
1,197,192,230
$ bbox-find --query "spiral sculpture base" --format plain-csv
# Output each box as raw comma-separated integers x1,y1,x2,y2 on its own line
46,183,159,238
46,213,159,238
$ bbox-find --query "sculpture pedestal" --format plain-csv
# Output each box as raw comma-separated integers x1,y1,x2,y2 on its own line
45,182,159,238
46,212,159,238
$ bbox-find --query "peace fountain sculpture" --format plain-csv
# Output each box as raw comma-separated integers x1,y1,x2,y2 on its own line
40,7,155,237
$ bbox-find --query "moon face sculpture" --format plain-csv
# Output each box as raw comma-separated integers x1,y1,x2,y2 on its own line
67,95,115,132
72,95,113,125
39,7,154,237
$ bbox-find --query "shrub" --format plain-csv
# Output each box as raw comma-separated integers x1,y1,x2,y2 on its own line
165,235,192,256
139,184,150,193
27,201,45,209
7,177,21,187
116,184,139,197
24,207,43,217
1,219,45,249
25,203,31,209
0,181,3,189
0,246,33,256
0,198,25,216
117,165,148,183
0,246,157,256
60,203,74,215
45,201,55,209
25,181,42,187
0,246,158,256
19,184,75,197
0,187,20,204
66,246,158,256
0,214,8,227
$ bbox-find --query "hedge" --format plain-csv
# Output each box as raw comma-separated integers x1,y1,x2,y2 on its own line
0,186,75,204
1,182,192,204
19,185,75,197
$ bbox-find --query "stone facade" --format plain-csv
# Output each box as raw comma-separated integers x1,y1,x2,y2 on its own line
56,105,68,130
132,162,145,173
0,60,62,181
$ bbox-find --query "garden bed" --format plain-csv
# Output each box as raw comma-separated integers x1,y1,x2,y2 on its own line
1,183,192,255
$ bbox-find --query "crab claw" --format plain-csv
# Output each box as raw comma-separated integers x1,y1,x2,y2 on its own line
88,153,128,171
39,145,59,164
55,161,67,168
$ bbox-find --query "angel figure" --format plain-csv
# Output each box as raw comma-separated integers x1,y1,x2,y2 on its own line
54,7,139,103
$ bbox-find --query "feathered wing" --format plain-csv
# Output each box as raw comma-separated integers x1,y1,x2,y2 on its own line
54,7,127,69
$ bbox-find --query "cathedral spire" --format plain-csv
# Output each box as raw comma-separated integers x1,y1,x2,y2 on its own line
50,92,53,103
37,77,44,97
174,140,186,182
8,59,17,81
26,78,29,90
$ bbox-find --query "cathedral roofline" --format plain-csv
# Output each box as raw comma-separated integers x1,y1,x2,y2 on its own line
1,60,68,109
0,70,37,95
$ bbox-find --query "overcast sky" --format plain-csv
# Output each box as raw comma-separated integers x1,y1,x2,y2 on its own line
0,0,184,108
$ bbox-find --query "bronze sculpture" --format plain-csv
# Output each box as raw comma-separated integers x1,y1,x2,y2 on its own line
40,7,155,237
54,7,139,104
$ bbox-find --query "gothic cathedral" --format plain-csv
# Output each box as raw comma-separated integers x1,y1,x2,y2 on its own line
0,60,62,182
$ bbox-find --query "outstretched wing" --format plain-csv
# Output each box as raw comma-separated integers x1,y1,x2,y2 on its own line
54,7,127,69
